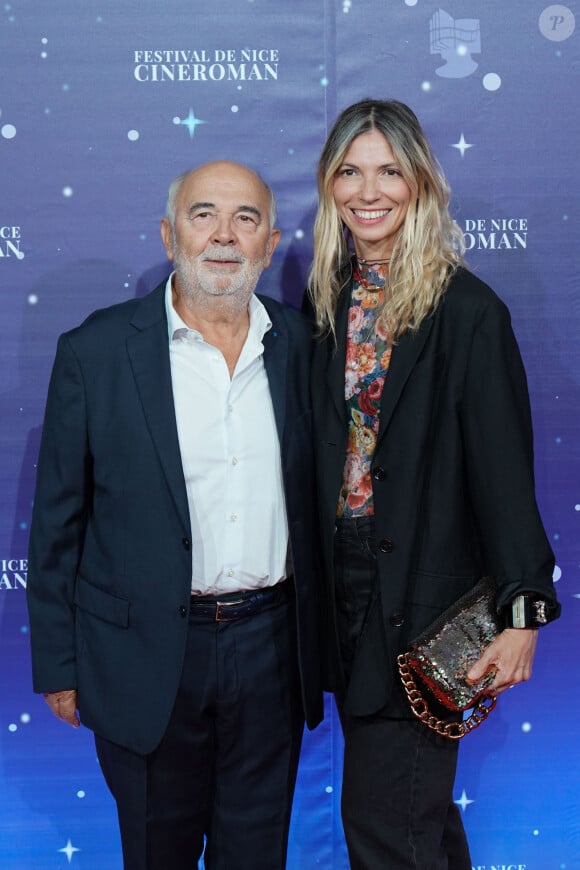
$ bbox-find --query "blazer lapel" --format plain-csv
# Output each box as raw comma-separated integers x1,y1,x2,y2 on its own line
376,314,434,447
126,285,191,532
322,268,353,430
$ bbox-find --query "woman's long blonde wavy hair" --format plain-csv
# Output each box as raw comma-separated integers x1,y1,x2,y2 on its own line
307,99,465,339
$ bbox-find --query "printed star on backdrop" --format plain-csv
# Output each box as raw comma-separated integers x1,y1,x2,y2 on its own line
454,789,475,812
58,839,81,863
451,133,474,157
178,107,207,139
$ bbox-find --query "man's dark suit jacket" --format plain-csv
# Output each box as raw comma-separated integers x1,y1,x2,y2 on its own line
311,265,560,716
27,282,323,754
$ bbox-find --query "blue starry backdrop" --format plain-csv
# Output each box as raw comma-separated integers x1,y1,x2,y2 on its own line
1,1,578,867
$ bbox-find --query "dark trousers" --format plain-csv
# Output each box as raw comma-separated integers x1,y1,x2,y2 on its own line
95,588,304,870
334,517,471,870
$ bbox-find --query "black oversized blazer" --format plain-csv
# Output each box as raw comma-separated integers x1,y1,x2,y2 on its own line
27,282,323,753
311,264,559,716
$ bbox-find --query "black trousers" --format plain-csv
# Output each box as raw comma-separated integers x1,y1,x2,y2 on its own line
334,517,471,870
95,587,304,870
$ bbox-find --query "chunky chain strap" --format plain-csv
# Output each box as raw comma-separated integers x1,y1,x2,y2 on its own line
397,653,497,740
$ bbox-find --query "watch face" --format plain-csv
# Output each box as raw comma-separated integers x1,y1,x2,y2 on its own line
512,595,527,628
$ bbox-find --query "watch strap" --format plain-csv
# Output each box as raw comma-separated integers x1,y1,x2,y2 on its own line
502,594,556,629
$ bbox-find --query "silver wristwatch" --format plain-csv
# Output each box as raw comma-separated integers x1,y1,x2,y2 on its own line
503,594,554,629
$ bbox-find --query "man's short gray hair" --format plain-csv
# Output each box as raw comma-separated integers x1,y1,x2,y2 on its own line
165,166,277,230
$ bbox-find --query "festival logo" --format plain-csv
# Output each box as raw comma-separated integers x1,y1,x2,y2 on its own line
472,864,528,869
0,558,27,590
430,9,481,79
461,217,528,252
0,225,24,260
133,48,279,83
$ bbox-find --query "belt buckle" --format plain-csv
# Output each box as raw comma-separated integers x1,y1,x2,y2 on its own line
215,598,244,622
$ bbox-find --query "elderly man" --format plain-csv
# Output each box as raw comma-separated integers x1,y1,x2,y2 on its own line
26,162,322,870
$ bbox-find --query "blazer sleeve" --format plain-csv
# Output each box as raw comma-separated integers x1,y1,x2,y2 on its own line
459,295,558,610
27,333,91,693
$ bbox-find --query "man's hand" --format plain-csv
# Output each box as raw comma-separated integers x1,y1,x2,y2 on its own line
43,689,80,728
467,628,538,696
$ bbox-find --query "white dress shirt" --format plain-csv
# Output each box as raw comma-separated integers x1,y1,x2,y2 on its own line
165,277,289,595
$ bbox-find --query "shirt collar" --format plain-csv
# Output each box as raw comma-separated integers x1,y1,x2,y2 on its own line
164,272,272,343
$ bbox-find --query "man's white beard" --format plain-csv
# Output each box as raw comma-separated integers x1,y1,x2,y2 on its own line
173,242,267,313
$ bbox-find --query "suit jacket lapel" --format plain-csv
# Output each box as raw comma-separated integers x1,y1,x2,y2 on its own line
126,284,191,532
325,285,350,428
260,298,288,443
320,261,435,450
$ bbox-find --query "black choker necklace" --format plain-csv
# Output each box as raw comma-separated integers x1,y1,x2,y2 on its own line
357,257,391,266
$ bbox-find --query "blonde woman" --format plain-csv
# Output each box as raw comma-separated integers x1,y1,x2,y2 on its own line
307,99,559,869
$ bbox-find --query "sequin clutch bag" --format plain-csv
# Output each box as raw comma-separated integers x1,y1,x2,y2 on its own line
397,576,502,740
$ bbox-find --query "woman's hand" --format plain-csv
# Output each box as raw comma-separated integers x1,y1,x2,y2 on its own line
467,628,538,695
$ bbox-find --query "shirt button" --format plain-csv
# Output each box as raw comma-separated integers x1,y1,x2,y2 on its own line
230,514,238,522
182,537,191,550
379,538,393,553
228,404,234,412
226,569,234,577
232,457,238,465
179,605,188,618
390,613,404,627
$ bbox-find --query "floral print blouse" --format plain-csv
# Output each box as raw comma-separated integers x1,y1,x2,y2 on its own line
336,260,392,518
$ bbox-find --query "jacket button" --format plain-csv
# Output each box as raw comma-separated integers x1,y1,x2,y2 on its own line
182,537,191,550
378,538,393,553
390,613,404,627
372,466,386,481
179,605,188,617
